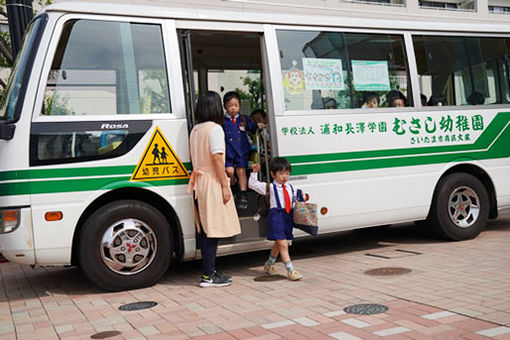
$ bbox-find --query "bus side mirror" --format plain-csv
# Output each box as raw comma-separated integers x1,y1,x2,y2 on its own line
0,122,15,140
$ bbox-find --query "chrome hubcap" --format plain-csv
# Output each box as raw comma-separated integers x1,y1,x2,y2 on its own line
448,186,480,228
100,218,157,275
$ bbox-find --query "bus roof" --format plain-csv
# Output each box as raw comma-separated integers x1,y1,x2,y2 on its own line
43,2,510,34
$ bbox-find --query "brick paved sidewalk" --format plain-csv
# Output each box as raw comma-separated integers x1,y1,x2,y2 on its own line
0,218,509,340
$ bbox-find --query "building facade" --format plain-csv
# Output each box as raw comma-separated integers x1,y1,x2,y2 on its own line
52,0,510,23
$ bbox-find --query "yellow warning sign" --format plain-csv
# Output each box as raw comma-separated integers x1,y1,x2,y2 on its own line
131,126,189,181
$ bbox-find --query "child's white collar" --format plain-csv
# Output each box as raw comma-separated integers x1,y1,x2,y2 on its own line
273,180,288,188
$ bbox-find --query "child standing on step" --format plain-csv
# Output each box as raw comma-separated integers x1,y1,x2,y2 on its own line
223,91,264,209
249,157,303,281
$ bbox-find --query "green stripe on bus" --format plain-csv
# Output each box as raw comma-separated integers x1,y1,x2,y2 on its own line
0,163,191,181
286,111,510,164
0,165,136,181
0,176,189,196
1,112,509,196
290,113,510,175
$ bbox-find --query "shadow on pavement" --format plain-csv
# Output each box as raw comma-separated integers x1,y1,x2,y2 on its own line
3,217,508,297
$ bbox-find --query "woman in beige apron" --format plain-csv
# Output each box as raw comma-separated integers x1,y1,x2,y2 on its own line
187,91,241,287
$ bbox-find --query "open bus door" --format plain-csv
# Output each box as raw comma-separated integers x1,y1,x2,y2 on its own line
178,28,272,247
178,30,196,134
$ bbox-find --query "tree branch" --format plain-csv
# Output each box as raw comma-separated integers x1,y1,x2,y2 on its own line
0,35,12,66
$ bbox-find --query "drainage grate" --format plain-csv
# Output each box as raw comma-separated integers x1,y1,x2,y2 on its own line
364,267,411,276
90,330,122,339
344,304,388,315
118,301,157,311
254,274,286,282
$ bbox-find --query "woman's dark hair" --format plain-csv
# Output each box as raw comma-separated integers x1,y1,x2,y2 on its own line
194,91,223,125
223,91,241,107
269,157,291,174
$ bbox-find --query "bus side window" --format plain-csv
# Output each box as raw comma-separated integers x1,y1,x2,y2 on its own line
42,19,171,116
276,30,411,111
32,19,170,165
413,35,510,106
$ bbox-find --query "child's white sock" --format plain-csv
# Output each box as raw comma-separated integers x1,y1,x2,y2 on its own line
284,260,294,272
266,255,277,266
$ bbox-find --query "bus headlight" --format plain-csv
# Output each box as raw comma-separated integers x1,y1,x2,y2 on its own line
0,209,20,233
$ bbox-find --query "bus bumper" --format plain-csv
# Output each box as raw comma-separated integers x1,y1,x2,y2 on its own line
0,207,35,265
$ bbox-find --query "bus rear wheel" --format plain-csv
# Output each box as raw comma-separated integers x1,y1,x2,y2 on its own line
78,200,172,291
429,173,489,241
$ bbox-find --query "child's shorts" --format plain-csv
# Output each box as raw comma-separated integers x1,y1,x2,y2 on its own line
267,208,294,241
226,154,249,168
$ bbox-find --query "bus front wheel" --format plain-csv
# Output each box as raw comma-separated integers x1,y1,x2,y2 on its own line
430,173,489,241
78,200,172,291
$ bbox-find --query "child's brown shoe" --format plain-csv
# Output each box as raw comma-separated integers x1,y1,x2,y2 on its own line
264,264,276,275
287,269,303,281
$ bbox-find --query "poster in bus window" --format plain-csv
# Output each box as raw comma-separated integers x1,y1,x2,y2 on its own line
282,61,305,95
352,60,391,91
302,58,344,90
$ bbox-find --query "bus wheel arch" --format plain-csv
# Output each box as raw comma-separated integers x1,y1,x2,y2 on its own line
71,187,184,270
441,164,497,219
428,164,495,241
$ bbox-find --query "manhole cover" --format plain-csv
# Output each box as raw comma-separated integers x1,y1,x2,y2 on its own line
364,267,411,276
344,304,388,315
90,330,122,339
254,274,286,282
118,301,157,311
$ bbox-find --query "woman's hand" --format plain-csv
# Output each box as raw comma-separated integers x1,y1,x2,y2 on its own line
221,185,231,204
251,163,260,173
257,122,265,130
212,153,231,204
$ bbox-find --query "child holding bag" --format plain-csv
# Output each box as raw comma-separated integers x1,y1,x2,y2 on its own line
249,158,303,281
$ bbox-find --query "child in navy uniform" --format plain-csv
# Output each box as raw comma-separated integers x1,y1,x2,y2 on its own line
249,157,303,281
223,91,263,209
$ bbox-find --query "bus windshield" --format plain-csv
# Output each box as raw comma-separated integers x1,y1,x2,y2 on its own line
0,15,46,122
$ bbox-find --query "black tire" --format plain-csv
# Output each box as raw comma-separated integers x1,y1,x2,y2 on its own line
78,200,172,291
429,173,489,241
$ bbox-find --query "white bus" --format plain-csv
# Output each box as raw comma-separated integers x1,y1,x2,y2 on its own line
1,2,509,291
